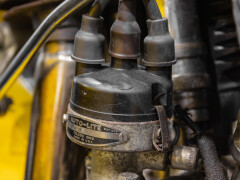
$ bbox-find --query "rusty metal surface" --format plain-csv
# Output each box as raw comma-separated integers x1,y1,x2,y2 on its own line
90,150,167,180
89,148,200,180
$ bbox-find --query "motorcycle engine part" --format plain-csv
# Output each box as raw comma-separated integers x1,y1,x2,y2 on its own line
142,18,176,67
231,110,240,163
109,0,141,59
72,15,105,64
66,0,174,152
170,146,199,171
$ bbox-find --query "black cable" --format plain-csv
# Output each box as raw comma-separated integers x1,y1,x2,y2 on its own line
170,122,180,147
174,105,201,135
88,0,110,17
0,0,95,99
142,0,162,20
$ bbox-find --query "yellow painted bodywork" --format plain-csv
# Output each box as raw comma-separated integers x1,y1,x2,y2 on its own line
0,9,32,180
156,0,166,17
0,79,32,180
32,42,74,180
32,47,63,180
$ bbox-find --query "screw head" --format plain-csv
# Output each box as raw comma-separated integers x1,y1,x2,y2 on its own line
63,114,68,124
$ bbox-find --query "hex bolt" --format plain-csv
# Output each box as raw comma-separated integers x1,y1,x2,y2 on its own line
118,172,139,180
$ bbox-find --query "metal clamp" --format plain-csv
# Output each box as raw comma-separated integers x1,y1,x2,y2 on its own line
153,105,170,152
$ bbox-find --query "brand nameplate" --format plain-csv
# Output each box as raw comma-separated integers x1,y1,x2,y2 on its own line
67,114,127,147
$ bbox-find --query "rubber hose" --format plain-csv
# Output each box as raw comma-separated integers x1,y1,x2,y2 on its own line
197,135,226,180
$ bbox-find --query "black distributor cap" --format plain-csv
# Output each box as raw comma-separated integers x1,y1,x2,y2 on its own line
70,67,172,122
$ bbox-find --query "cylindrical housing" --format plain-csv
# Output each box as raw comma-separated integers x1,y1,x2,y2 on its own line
171,146,199,170
168,0,204,58
168,0,211,125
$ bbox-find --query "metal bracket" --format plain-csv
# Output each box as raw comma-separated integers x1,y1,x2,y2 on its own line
153,105,170,152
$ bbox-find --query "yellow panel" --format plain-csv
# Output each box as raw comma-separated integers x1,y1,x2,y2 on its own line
32,58,60,180
0,11,5,21
32,42,74,180
156,0,166,17
0,79,32,180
